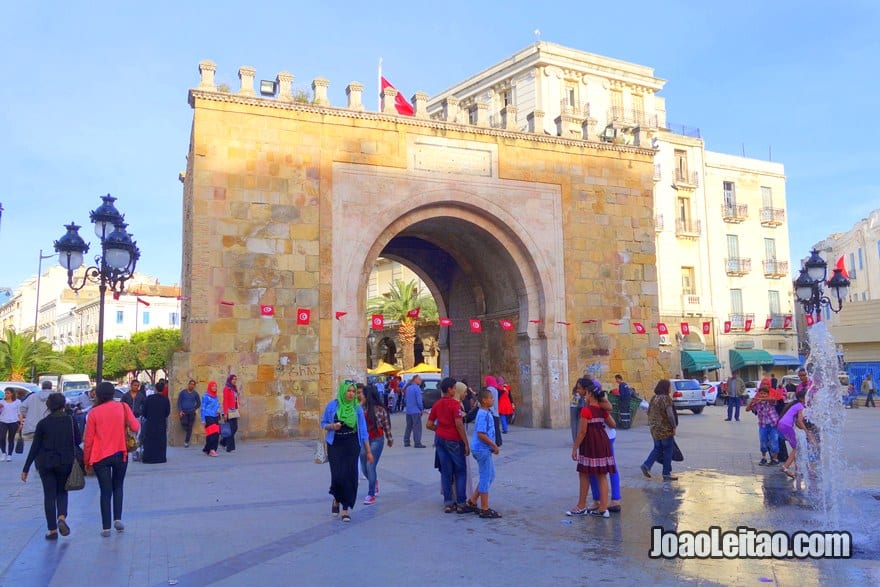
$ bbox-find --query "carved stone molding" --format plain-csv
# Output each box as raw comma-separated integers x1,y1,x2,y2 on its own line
381,87,398,114
276,71,294,101
198,60,217,91
346,82,365,111
238,66,256,96
312,77,330,106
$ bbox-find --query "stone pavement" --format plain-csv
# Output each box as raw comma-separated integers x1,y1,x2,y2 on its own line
1,404,879,586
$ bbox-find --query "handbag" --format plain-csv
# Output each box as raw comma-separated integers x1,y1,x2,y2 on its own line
15,430,24,454
227,408,241,419
314,428,328,465
654,438,684,463
220,422,232,438
123,404,139,453
65,417,85,491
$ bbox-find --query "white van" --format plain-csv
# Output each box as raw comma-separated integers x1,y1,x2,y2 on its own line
59,374,92,398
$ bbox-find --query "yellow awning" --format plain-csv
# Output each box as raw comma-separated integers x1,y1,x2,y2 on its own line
402,363,441,374
367,363,400,375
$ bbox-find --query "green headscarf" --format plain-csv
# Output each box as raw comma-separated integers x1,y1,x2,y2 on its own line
335,381,358,429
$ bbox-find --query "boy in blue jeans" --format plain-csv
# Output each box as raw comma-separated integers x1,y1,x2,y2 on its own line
466,389,501,518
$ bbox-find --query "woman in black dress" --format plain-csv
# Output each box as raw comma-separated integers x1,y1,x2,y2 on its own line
141,381,171,464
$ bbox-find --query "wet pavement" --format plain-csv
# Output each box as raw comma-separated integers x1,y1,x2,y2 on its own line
1,403,878,586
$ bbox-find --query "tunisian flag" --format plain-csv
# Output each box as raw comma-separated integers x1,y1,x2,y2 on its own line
439,318,452,327
702,321,711,335
680,322,690,335
296,308,311,325
380,77,414,116
657,323,669,335
499,319,514,331
371,314,385,330
469,319,482,333
406,307,420,319
633,322,646,334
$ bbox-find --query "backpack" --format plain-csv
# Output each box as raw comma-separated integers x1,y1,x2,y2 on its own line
463,390,479,423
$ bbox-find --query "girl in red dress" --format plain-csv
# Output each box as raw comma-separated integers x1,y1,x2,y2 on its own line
567,379,616,518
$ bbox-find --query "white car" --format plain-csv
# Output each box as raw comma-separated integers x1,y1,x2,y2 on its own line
701,382,721,405
670,379,705,414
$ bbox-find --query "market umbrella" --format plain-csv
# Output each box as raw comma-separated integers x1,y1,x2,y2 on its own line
367,363,400,375
405,363,441,374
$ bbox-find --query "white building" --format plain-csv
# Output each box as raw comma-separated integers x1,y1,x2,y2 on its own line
428,41,798,381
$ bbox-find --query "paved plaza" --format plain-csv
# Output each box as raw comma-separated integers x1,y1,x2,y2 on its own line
1,404,878,586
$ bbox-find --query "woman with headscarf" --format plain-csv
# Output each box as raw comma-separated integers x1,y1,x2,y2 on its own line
141,380,171,464
321,381,373,522
497,376,515,433
484,376,502,447
21,392,81,539
359,385,392,505
201,382,221,457
221,374,240,453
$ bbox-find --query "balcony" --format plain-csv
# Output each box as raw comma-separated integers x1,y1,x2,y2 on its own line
729,313,755,331
654,214,664,232
664,122,701,138
725,257,752,276
763,259,789,278
653,164,662,181
607,106,658,129
682,293,701,313
768,314,792,329
673,169,699,189
760,207,785,227
675,218,701,239
722,203,749,223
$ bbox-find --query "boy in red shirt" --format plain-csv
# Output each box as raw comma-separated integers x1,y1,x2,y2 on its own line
427,377,472,514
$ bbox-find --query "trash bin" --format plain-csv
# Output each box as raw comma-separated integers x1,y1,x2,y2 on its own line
608,393,642,429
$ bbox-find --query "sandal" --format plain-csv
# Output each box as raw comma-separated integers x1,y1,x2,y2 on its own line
608,505,622,513
456,503,476,514
341,514,351,522
565,507,588,516
479,508,502,519
331,501,340,516
465,500,480,512
782,467,796,479
444,505,456,514
45,531,58,540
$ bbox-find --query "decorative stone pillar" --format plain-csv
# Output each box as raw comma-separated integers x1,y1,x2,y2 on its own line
382,87,398,114
476,101,489,127
198,60,217,91
238,66,256,96
346,82,365,111
634,127,654,148
556,114,580,138
528,110,545,133
582,118,595,140
412,92,429,119
276,71,294,101
444,96,460,123
502,105,517,130
312,78,330,106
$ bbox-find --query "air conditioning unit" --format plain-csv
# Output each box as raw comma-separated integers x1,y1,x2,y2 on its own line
659,334,671,346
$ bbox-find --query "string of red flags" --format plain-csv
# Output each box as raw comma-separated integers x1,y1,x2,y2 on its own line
633,322,646,334
260,305,274,317
805,315,815,326
439,318,452,327
297,308,311,325
499,319,514,331
406,307,420,319
371,314,384,330
335,311,347,320
469,319,482,333
136,297,150,307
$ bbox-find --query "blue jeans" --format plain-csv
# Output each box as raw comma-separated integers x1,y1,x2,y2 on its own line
473,449,495,493
435,438,467,506
359,437,385,497
590,437,621,501
727,396,741,420
643,437,674,477
758,425,779,456
500,414,509,433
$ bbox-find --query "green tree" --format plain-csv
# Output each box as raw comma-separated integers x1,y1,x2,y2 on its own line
131,328,182,383
102,339,138,381
366,279,438,370
0,329,70,381
61,344,98,378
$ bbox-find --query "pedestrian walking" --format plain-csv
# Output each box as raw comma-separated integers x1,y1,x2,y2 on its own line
484,375,503,447
120,380,145,461
1,387,22,461
567,379,616,518
725,371,745,421
20,380,52,441
177,379,201,447
221,374,240,453
141,380,171,464
746,385,780,466
466,388,501,518
862,373,876,407
20,392,81,540
403,375,425,448
84,382,140,537
321,381,373,522
497,376,514,433
427,377,473,514
201,382,221,457
640,379,678,482
359,385,392,505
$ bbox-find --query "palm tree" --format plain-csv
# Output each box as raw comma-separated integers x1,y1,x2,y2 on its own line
0,329,71,381
366,279,438,370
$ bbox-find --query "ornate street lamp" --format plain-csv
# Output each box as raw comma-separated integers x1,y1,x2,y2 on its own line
54,194,140,383
793,249,850,319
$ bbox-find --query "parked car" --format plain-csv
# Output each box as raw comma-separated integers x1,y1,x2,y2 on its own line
399,372,443,410
744,381,760,401
0,382,40,400
701,381,721,406
670,379,705,414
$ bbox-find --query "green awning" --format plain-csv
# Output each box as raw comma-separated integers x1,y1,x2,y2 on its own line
729,349,775,372
681,350,722,371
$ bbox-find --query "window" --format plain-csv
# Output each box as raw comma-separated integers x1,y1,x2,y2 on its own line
761,186,773,208
565,84,576,107
768,290,781,315
610,89,623,116
468,107,477,125
675,150,688,178
858,247,864,270
723,181,736,207
730,289,743,314
632,93,645,118
850,252,857,279
678,197,690,223
764,238,776,261
501,89,512,108
116,311,123,324
142,311,150,325
862,292,867,301
681,266,695,295
169,312,180,326
727,234,740,258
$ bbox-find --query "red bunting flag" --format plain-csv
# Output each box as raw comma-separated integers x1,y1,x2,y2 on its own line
582,319,598,324
833,255,850,280
745,318,753,332
296,308,311,325
499,319,514,331
657,323,669,335
609,321,622,326
556,321,571,326
723,321,732,333
406,307,420,319
137,297,150,307
220,300,235,306
260,305,274,317
112,292,121,300
439,317,452,327
371,314,384,330
702,321,711,335
176,295,191,301
469,319,482,333
529,319,543,324
380,76,415,116
633,322,646,334
764,317,772,330
680,322,690,335
805,314,815,326
334,311,347,320
783,315,792,329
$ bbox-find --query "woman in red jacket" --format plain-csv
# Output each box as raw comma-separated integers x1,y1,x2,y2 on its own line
497,377,515,434
84,382,140,537
221,374,240,453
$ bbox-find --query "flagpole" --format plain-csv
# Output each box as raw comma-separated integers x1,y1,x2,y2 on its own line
377,57,382,112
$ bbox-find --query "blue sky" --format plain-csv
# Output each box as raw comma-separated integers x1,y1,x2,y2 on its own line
1,0,878,293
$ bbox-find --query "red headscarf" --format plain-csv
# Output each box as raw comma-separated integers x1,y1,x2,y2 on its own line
207,381,218,397
485,375,498,388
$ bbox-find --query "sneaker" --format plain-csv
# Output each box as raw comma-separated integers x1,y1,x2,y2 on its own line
57,518,70,536
208,450,218,457
565,507,589,516
184,443,189,448
588,509,610,518
414,444,427,448
759,458,768,466
114,520,125,533
101,529,111,538
363,495,376,505
769,459,779,466
5,455,10,462
662,475,679,481
640,464,651,478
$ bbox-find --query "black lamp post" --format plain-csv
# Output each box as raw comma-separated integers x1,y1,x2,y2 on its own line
53,194,140,383
793,249,850,320
367,330,377,370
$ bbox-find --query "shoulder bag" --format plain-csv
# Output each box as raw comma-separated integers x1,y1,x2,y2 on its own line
314,416,328,464
65,417,86,491
227,407,241,419
15,429,24,454
123,403,139,453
